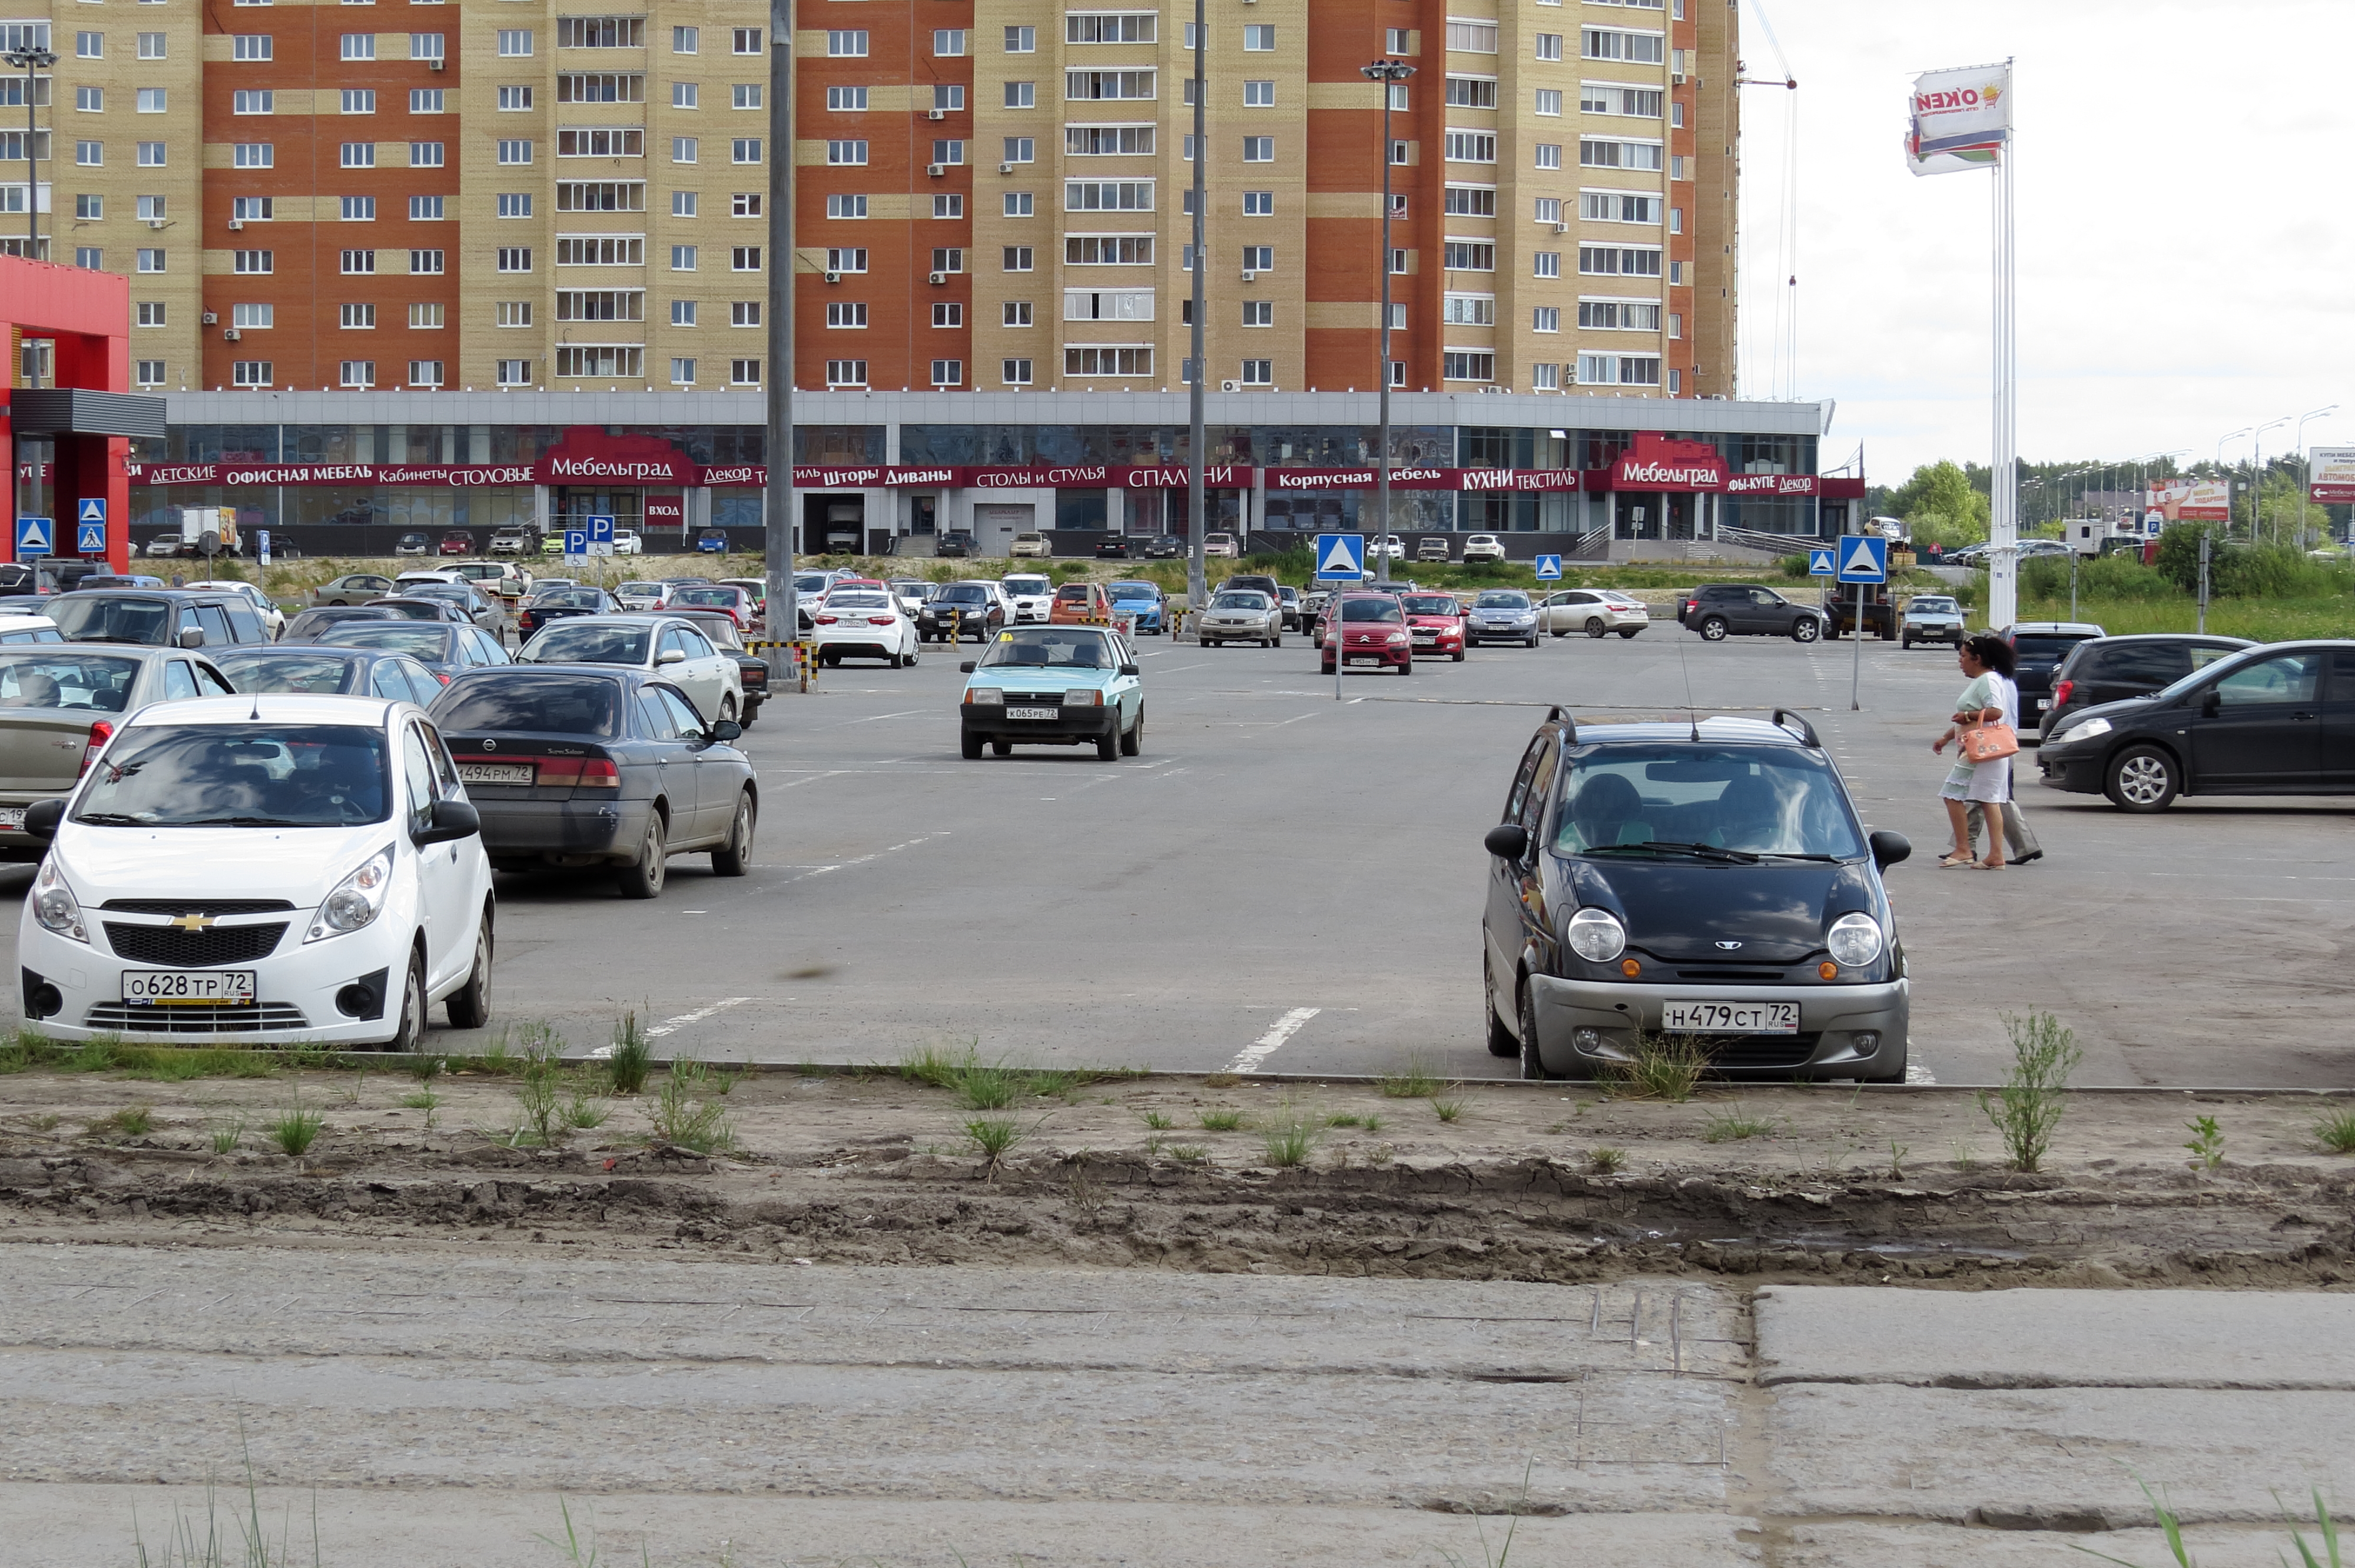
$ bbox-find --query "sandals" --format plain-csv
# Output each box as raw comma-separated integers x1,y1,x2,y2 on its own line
1972,860,2006,871
1937,852,1978,869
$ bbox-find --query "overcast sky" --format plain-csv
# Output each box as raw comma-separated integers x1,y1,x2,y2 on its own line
1737,0,2354,485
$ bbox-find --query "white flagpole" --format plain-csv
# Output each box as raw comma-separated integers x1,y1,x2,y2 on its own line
1986,59,2018,632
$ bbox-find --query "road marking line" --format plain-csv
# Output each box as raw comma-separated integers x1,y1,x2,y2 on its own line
1905,1060,1938,1085
837,708,932,726
1222,1006,1321,1074
588,996,755,1055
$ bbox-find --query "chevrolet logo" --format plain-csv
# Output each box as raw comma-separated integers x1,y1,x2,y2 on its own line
170,913,217,932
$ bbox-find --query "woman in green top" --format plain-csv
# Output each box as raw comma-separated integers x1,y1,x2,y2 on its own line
1930,633,2019,869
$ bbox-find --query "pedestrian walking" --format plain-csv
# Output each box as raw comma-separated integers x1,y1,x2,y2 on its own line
1931,633,2019,869
1945,657,2044,865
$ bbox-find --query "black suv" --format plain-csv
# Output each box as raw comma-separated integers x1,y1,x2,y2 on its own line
42,588,273,650
2001,622,2106,734
1677,583,1826,643
936,530,977,559
2041,633,2252,740
2036,640,2355,811
1481,709,1912,1082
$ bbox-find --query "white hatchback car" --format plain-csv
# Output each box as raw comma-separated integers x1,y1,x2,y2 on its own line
1461,533,1507,563
813,589,920,667
16,694,493,1049
1000,573,1054,623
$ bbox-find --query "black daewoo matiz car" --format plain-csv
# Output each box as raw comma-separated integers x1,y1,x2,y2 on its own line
1481,711,1913,1082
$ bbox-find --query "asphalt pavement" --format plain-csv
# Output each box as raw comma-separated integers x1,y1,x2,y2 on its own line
1,622,2347,1085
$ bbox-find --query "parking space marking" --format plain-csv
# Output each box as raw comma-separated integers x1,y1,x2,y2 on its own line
779,831,951,888
1222,1007,1322,1075
586,997,752,1054
834,708,933,726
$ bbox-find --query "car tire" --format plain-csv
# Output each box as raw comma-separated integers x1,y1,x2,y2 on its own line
719,695,738,723
1483,964,1518,1058
1517,981,1551,1081
1699,616,1730,642
1096,723,1119,762
1452,649,1465,662
615,810,668,899
1858,1047,1908,1085
904,648,918,667
1902,637,1914,649
712,791,755,876
1121,706,1143,756
1586,617,1608,639
991,739,1013,757
1792,618,1821,644
1618,627,1641,639
386,949,427,1054
961,732,984,760
1398,659,1412,675
444,909,493,1029
2105,745,2180,812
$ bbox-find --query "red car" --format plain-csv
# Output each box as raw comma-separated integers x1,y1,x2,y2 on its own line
667,583,759,627
1319,592,1413,676
437,530,476,556
1399,592,1467,662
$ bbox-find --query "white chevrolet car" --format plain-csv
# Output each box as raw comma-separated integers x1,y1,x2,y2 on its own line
16,695,493,1049
999,573,1054,623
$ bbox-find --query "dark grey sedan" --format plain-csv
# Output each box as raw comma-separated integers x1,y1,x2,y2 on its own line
429,666,756,898
211,646,446,706
314,620,511,686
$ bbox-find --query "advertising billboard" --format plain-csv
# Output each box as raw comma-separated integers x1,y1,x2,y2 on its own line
2308,446,2355,505
1906,62,2013,177
2144,479,2233,523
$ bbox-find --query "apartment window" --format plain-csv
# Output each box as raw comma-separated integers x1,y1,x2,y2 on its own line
989,192,1027,220
500,85,535,110
410,89,445,113
341,303,375,328
1066,69,1155,100
1577,244,1662,276
932,303,962,328
1002,137,1036,165
731,84,761,109
1066,234,1152,264
409,195,445,220
492,138,530,164
824,28,868,55
1671,154,1689,181
1066,125,1155,156
1534,143,1561,170
825,247,866,272
1002,358,1033,385
1534,89,1561,116
1444,19,1497,51
499,192,533,217
228,88,271,113
729,191,761,217
663,298,695,327
75,141,100,166
672,25,696,52
723,301,759,328
732,26,761,53
1386,27,1410,52
1531,197,1564,226
1581,191,1660,223
340,195,376,221
1583,84,1663,117
1534,32,1563,59
1242,24,1274,49
1003,302,1033,327
411,142,445,168
1390,248,1409,274
233,250,282,275
1388,303,1407,330
827,301,867,328
665,357,694,386
556,17,643,46
1581,139,1666,171
341,33,375,59
731,138,761,163
820,85,860,111
1003,81,1034,109
137,88,168,113
232,34,273,60
411,33,443,60
135,361,165,387
230,196,273,224
231,361,272,387
341,142,375,168
1533,251,1560,278
492,360,529,386
1442,351,1493,381
1578,301,1661,330
229,144,274,171
1442,241,1494,271
79,196,104,219
75,30,101,58
498,29,532,55
553,236,642,265
1241,136,1272,162
1000,245,1032,272
71,246,98,269
1067,12,1156,42
399,303,445,331
137,195,169,221
406,360,444,387
1228,358,1268,386
1533,363,1560,390
922,358,960,387
1669,311,1682,338
822,193,865,220
137,142,165,165
346,363,382,393
931,139,965,165
1583,28,1664,64
559,129,643,157
1444,131,1496,163
1533,305,1560,332
1064,347,1151,378
410,249,444,273
1442,294,1494,325
672,137,695,162
1242,79,1274,107
932,194,962,218
1445,77,1498,108
815,360,861,388
341,248,375,273
1242,300,1272,327
136,31,165,57
342,89,376,114
1669,207,1683,234
1064,180,1152,212
1236,190,1272,216
1443,185,1496,217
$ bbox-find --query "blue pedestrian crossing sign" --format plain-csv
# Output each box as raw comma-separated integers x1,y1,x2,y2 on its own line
1807,546,1839,576
563,529,588,557
77,520,107,554
1534,554,1563,581
15,517,51,558
1314,532,1365,581
1835,534,1888,583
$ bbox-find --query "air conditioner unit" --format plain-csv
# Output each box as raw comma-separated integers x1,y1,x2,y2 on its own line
1240,268,1256,282
927,162,946,177
926,107,945,121
824,270,841,283
1671,72,1686,85
1220,379,1239,392
1553,222,1568,234
200,311,218,325
225,218,242,231
429,58,445,71
930,270,950,284
221,328,241,341
997,161,1014,174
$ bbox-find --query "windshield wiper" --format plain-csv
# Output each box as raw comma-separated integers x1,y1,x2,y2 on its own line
1587,839,1761,864
175,816,313,828
1752,851,1844,862
74,812,148,825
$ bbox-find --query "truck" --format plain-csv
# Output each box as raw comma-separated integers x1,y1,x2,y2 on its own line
177,506,240,559
1822,580,1898,640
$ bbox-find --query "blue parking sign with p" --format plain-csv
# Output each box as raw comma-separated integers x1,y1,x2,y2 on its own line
564,529,588,556
1534,554,1563,580
1836,534,1889,583
588,516,615,544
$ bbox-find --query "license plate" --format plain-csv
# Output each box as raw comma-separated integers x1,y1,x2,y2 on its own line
1660,999,1800,1034
1005,706,1058,720
2036,698,2050,709
458,762,536,785
123,969,257,1006
0,806,22,829
1348,656,1383,665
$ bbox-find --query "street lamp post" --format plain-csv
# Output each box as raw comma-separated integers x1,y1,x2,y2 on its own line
1360,59,1414,572
1185,0,1207,624
2,44,54,257
2292,404,2339,549
2215,427,2253,539
2251,416,2291,542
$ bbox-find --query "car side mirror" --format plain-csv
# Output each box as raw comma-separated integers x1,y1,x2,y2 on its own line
959,660,976,673
178,627,206,649
413,797,480,846
707,719,742,743
2200,687,2220,716
1868,830,1912,869
656,648,686,665
22,797,65,842
1118,662,1140,676
1483,823,1531,861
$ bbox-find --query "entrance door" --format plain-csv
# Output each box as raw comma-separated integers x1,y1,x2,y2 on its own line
552,489,645,547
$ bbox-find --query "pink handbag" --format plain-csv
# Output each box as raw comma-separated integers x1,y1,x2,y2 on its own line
1959,722,2019,762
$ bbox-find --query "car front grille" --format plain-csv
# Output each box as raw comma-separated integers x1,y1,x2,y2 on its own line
84,1002,311,1035
1704,1035,1822,1070
102,900,294,916
104,922,288,966
1673,967,1797,983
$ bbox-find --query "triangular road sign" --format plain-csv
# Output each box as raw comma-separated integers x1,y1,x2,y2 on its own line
15,517,51,556
1314,533,1365,580
1836,535,1888,582
1807,547,1837,576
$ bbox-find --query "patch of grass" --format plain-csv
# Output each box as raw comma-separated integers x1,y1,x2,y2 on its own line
1431,1097,1467,1124
407,1052,443,1085
1977,1009,2082,1173
1603,1032,1707,1102
1261,1104,1322,1168
91,1105,155,1138
963,1116,1023,1171
2070,1476,2343,1568
1378,1055,1442,1098
900,1044,1116,1108
1170,1144,1208,1162
60,1036,124,1074
605,1011,653,1094
1325,1112,1363,1128
511,1060,563,1147
207,1114,247,1155
2184,1114,2225,1172
560,1079,612,1131
266,1101,323,1157
648,1060,734,1154
1360,1113,1385,1134
1140,1109,1174,1131
117,1048,283,1083
1888,1141,1910,1181
1588,1147,1627,1174
1198,1107,1245,1131
397,1089,440,1131
2316,1108,2355,1155
1703,1105,1775,1142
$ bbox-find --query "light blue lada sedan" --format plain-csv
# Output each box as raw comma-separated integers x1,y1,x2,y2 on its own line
958,624,1145,761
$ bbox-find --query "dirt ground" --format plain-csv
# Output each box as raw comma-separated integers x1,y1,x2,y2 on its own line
5,1065,2353,1288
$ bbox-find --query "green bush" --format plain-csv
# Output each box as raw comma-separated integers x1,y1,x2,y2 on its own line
1778,554,1810,579
2019,552,2178,603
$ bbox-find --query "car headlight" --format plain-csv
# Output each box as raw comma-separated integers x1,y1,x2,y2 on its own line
1565,907,1626,963
964,687,1004,706
1825,912,1884,968
32,856,85,944
2052,716,2110,745
1385,632,1408,645
1060,689,1101,707
306,845,394,944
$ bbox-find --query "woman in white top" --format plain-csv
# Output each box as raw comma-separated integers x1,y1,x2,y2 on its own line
1930,633,2019,869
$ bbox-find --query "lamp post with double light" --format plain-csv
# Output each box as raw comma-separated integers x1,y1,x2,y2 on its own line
2,43,53,257
2291,404,2338,547
1359,58,1414,557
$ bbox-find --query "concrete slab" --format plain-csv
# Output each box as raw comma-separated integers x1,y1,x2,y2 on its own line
1756,1286,2355,1390
1779,1520,2334,1568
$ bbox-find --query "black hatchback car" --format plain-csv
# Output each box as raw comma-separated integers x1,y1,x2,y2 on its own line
2036,640,2355,811
918,582,1007,642
1677,584,1826,643
2039,633,2252,740
2000,622,2107,735
1481,711,1912,1082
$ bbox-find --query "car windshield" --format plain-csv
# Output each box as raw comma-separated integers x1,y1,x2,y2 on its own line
1474,592,1531,609
1108,582,1155,599
617,583,662,597
979,629,1113,669
939,586,989,603
1402,596,1457,615
1908,599,1958,614
0,652,142,710
2013,634,2089,662
1003,577,1050,595
319,624,455,659
1553,746,1864,861
525,624,651,665
1340,598,1403,623
538,589,606,609
671,589,737,607
681,616,744,649
1212,593,1269,610
406,584,469,601
1056,586,1092,601
44,596,172,645
213,652,356,694
794,573,829,593
435,674,622,736
75,723,390,828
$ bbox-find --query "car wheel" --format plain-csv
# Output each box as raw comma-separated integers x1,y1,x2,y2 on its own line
1902,637,1914,649
904,647,918,667
1204,637,1218,648
991,739,1013,757
712,790,755,876
719,695,738,723
444,909,494,1029
1483,963,1517,1058
1452,649,1465,662
961,731,984,760
387,949,427,1054
1398,659,1412,676
1618,627,1641,639
2105,745,2180,812
1792,617,1822,644
1121,706,1143,756
1096,723,1119,761
1586,617,1608,639
1699,616,1729,642
615,810,668,899
1525,635,1539,648
329,599,348,607
1858,1045,1909,1085
1517,980,1551,1081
